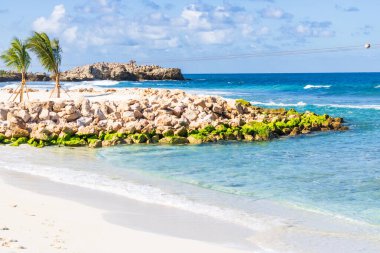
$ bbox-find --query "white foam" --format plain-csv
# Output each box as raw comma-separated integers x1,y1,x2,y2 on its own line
314,103,380,110
65,84,101,91
375,85,380,89
249,100,380,110
0,149,282,232
304,84,331,90
65,80,120,87
2,82,55,90
251,101,307,107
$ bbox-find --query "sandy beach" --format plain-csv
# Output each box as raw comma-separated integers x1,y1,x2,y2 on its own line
0,170,254,253
1,144,380,253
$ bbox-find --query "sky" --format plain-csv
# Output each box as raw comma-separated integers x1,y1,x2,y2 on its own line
0,0,379,73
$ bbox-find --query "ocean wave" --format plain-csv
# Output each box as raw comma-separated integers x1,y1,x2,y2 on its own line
2,82,55,90
304,84,331,89
314,103,380,110
65,84,101,91
251,101,307,107
67,80,120,87
249,100,380,110
375,85,380,89
0,149,282,232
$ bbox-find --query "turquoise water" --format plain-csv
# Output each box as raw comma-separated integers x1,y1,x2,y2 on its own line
1,73,380,225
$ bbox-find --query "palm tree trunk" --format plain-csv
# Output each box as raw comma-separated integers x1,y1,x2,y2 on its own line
20,72,25,103
55,73,61,98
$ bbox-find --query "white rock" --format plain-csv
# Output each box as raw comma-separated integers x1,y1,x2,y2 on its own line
77,117,93,127
39,109,50,121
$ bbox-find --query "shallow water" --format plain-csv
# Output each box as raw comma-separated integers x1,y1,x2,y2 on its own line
1,73,379,226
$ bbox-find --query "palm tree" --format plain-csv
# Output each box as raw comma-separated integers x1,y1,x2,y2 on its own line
0,38,31,102
28,32,63,98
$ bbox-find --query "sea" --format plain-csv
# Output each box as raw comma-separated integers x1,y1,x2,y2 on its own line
0,73,379,237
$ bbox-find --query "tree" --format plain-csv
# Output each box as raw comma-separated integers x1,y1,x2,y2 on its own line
0,38,31,102
28,32,63,98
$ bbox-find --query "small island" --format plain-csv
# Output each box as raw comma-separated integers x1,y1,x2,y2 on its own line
0,62,185,82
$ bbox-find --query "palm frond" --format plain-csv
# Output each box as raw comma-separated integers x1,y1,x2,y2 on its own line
27,32,62,75
0,37,31,74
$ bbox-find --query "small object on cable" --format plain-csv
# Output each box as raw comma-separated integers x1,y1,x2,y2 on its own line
365,43,371,49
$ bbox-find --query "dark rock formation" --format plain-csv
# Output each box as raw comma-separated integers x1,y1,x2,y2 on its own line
0,71,50,82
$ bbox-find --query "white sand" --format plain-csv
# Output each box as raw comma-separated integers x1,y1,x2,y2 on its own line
0,88,170,103
0,175,252,253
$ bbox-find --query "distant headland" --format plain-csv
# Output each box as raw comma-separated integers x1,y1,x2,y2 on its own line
0,62,185,82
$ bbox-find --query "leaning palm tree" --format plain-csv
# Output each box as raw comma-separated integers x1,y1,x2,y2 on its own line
28,32,63,98
0,38,31,102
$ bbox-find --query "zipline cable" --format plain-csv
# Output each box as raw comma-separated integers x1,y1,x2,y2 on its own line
0,43,377,68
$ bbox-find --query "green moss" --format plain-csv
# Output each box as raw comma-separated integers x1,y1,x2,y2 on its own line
300,113,328,128
103,133,118,141
189,133,207,140
287,109,300,116
199,125,215,135
242,122,272,139
0,133,5,143
57,133,72,145
188,129,199,135
163,130,174,137
27,138,47,148
214,124,228,134
10,137,28,146
236,99,251,107
98,131,106,140
132,133,148,143
88,138,100,144
62,137,87,147
159,136,189,144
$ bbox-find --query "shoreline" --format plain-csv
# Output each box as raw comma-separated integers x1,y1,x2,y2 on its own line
1,145,380,253
0,169,255,253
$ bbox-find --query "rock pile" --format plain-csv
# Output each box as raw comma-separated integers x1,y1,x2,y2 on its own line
0,89,347,148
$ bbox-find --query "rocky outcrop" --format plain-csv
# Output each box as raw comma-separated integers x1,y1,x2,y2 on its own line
60,62,184,81
0,62,184,82
0,71,50,82
0,88,347,148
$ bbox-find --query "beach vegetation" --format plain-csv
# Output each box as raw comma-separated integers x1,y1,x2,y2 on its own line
236,99,251,107
27,32,63,98
0,37,31,102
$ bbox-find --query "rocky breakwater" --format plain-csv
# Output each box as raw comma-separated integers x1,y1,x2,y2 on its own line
60,62,184,81
0,89,347,148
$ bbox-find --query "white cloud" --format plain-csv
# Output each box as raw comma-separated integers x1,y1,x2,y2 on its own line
33,4,66,33
63,26,78,42
198,30,230,45
259,7,292,20
181,5,211,30
282,21,335,39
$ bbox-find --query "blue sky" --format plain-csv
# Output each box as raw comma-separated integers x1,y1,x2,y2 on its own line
0,0,378,73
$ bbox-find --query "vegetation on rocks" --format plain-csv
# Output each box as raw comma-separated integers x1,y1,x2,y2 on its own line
0,89,347,148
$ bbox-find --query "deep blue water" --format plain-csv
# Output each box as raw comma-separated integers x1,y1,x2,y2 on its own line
2,73,380,224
